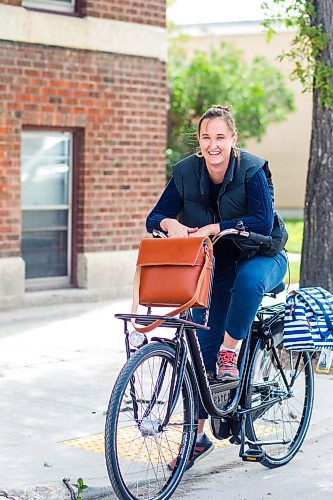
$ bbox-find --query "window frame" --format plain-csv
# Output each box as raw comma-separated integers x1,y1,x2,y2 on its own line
21,126,81,289
22,0,84,17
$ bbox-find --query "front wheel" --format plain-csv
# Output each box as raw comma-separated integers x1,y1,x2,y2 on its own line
105,343,196,500
245,340,314,468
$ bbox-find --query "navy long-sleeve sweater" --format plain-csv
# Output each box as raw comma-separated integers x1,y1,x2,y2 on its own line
147,168,273,232
146,168,273,259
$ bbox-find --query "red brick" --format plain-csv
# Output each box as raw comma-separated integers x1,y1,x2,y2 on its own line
0,41,167,257
85,1,166,28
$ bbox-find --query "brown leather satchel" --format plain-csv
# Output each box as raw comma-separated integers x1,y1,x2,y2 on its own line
131,237,213,333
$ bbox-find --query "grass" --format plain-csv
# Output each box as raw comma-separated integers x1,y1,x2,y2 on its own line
285,258,300,284
283,218,303,284
284,219,304,254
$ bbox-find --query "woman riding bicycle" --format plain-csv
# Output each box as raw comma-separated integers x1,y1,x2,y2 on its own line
146,105,288,468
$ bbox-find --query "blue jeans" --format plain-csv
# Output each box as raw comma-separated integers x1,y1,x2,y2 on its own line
192,251,287,419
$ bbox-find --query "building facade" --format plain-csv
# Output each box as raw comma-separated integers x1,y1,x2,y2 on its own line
0,0,167,308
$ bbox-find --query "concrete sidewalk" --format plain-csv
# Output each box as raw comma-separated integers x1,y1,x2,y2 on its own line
0,298,131,499
0,296,332,499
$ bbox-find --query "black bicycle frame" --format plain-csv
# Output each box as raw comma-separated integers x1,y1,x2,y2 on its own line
119,309,293,427
184,323,252,418
161,325,294,424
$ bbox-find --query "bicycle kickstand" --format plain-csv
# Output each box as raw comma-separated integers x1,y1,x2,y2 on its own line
239,414,266,463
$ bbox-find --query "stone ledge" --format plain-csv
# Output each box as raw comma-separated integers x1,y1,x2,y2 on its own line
0,256,25,301
0,4,167,61
77,250,137,291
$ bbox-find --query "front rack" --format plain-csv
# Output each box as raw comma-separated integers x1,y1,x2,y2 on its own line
115,313,210,331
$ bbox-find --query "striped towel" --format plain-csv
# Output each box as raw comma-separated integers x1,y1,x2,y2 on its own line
283,287,333,351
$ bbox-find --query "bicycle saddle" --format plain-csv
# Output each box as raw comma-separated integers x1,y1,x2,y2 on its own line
266,281,285,296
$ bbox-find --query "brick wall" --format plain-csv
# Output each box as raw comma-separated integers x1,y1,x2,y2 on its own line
85,1,166,27
0,42,167,258
0,1,21,6
0,1,166,27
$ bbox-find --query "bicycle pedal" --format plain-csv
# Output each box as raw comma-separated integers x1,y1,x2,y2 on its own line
209,379,239,391
206,371,218,383
242,448,266,462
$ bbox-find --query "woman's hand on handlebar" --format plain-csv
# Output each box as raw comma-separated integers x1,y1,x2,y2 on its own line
160,218,198,238
189,223,220,238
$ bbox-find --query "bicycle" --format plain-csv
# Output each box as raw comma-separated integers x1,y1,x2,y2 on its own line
104,229,315,500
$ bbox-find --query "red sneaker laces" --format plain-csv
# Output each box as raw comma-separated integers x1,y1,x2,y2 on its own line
218,350,236,366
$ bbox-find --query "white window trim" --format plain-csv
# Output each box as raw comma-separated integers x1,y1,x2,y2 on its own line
22,0,76,14
21,130,73,288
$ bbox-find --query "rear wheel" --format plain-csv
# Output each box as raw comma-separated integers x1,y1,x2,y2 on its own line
246,340,314,468
105,343,196,500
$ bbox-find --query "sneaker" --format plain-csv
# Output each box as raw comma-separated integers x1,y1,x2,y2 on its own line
217,349,240,381
167,433,214,471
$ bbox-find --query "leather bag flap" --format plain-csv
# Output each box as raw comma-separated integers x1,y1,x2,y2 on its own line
137,237,212,267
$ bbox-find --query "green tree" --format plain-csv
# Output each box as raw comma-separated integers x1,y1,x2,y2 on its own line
263,0,333,289
167,42,295,175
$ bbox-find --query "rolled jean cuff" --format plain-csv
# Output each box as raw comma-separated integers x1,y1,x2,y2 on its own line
198,406,208,419
224,325,249,341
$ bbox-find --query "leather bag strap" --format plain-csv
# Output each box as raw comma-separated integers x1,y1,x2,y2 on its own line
130,244,211,333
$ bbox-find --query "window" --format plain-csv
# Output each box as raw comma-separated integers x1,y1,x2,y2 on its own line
21,131,73,285
22,0,81,15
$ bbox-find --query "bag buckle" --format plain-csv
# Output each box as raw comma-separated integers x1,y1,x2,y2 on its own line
203,242,210,256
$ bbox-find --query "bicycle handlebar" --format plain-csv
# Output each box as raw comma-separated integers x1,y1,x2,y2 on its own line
247,231,272,246
152,228,272,248
212,228,272,246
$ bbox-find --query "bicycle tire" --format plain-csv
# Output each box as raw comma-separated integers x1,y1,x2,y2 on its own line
245,338,314,468
105,342,196,500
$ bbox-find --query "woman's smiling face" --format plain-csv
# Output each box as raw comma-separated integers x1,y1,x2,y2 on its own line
198,117,237,171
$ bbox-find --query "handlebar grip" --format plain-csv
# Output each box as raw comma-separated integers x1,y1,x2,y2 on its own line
248,232,272,246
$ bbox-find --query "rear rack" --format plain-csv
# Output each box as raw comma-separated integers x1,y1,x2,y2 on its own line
115,313,210,331
257,303,285,320
255,303,285,340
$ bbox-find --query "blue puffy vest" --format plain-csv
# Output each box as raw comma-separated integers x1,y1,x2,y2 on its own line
172,149,271,228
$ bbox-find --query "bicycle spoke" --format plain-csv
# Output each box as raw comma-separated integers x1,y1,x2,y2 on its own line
246,342,314,466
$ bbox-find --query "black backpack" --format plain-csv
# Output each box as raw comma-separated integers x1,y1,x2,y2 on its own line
234,160,289,261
